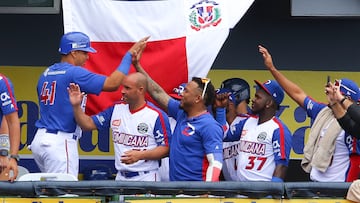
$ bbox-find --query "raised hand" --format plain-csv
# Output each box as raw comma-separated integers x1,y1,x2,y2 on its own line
67,83,84,107
132,37,149,68
129,36,150,57
258,45,275,69
214,92,230,108
325,81,346,105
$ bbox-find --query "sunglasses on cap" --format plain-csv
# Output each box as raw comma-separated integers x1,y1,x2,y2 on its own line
201,78,211,99
335,79,357,95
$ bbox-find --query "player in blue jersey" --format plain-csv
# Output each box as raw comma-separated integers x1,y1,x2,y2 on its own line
68,72,171,181
132,52,223,181
159,83,186,181
216,79,292,182
0,74,20,181
30,32,148,178
259,45,360,182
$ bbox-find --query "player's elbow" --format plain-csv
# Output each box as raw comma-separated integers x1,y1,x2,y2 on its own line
102,84,119,92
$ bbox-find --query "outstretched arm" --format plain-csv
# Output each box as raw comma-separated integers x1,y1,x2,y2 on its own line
68,83,97,131
4,113,20,182
132,45,171,112
103,36,149,91
259,45,307,107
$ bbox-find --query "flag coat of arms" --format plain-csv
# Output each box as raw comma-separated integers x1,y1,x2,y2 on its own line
62,0,254,115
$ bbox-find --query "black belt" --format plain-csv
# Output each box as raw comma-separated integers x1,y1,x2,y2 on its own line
45,129,77,140
45,129,58,134
119,171,150,178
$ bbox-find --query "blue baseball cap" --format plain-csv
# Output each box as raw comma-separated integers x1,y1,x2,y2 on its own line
337,78,359,101
254,80,284,106
59,32,97,54
216,88,236,104
169,83,186,100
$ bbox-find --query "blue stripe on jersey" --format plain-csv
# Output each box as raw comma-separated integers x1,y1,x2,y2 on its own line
273,117,286,159
272,117,292,166
0,74,18,123
146,102,170,146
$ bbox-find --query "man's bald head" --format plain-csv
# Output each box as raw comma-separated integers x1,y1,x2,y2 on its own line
124,72,148,92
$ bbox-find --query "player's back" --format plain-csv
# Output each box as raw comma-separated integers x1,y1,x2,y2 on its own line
36,63,79,133
35,62,105,133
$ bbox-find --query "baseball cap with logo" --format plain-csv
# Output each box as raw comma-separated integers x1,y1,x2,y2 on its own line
336,78,360,101
216,88,236,104
254,80,284,106
169,83,186,100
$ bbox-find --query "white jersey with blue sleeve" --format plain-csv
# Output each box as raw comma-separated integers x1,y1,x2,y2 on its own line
222,115,248,181
92,101,170,173
224,115,292,181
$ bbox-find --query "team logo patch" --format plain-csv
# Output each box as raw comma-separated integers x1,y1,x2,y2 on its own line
307,100,314,110
241,129,247,138
0,92,10,102
96,115,105,126
257,132,267,142
189,0,222,31
155,130,165,144
112,119,121,126
182,122,196,136
137,123,149,134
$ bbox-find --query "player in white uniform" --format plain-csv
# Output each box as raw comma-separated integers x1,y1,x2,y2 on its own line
216,80,292,182
68,72,171,181
215,77,251,181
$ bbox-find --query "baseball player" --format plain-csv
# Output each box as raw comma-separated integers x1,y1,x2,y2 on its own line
0,74,20,181
159,83,186,182
260,45,359,182
68,72,171,181
132,53,223,181
216,80,292,182
325,81,360,181
30,31,148,178
215,78,251,181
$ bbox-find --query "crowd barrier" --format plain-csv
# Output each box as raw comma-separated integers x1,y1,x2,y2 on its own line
0,181,351,199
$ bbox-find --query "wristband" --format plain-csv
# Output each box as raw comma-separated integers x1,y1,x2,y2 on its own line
116,52,132,75
271,176,283,182
0,134,10,151
340,97,347,104
0,149,8,157
215,108,226,126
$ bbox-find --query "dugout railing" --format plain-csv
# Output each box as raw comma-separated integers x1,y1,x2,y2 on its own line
0,181,351,199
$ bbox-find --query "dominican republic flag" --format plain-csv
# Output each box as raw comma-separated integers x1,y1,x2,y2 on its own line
62,0,254,115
